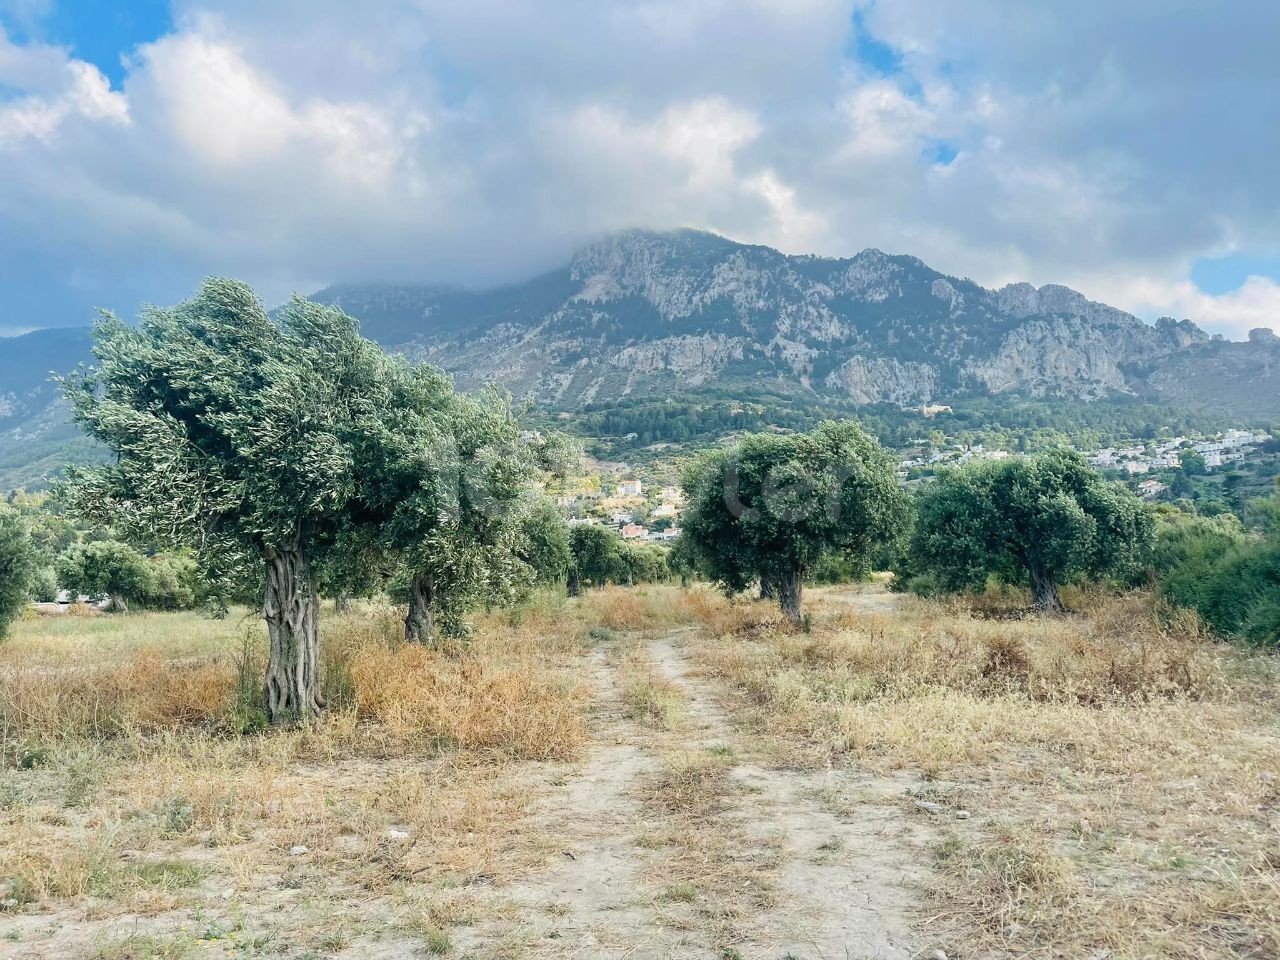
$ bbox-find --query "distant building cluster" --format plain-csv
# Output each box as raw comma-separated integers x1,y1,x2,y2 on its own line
897,443,1009,480
1086,429,1265,475
556,476,683,543
897,428,1270,490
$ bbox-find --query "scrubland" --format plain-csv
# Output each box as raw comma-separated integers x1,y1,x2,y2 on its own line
2,584,1277,959
688,584,1280,959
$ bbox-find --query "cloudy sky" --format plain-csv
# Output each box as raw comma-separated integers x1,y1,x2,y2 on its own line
1,0,1277,338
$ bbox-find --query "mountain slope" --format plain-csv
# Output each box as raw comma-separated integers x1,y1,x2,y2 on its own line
312,229,1269,414
2,229,1277,488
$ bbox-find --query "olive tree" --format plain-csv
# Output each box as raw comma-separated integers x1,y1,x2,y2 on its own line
680,421,909,625
0,504,37,638
56,539,151,612
567,523,624,594
354,370,532,643
518,496,573,587
62,279,396,722
897,449,1153,611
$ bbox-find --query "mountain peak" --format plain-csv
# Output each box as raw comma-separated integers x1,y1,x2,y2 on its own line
296,229,1271,414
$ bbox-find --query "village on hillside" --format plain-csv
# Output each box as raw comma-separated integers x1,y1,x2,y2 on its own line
549,426,1276,543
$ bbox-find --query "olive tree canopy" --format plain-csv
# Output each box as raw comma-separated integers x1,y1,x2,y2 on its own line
679,420,909,624
62,278,397,721
897,449,1153,610
56,539,151,612
0,504,37,638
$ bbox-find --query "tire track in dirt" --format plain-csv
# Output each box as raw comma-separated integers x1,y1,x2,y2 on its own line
646,631,920,960
451,644,704,959
454,621,924,960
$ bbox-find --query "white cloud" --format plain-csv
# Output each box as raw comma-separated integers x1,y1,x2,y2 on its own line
0,30,127,145
1085,274,1280,341
0,1,1276,337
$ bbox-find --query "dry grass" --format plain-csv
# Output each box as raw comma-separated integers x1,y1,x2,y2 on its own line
634,743,779,947
579,585,704,633
349,642,587,759
0,593,593,958
618,651,687,731
690,584,1280,959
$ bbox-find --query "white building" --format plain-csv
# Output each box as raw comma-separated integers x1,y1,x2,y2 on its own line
1137,479,1168,498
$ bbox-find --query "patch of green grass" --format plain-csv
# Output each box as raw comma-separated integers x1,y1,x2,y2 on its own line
90,933,193,960
128,859,204,891
934,832,964,862
420,925,452,954
660,882,699,903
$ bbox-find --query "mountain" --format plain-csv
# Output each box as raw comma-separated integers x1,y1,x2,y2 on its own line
2,229,1277,487
0,327,98,489
313,229,1276,413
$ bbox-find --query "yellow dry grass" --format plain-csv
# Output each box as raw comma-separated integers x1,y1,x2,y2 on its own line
0,594,592,958
689,584,1280,959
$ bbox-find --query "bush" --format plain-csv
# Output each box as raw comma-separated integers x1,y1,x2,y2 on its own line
0,505,38,638
27,565,59,603
617,541,670,585
1154,510,1280,646
807,550,871,585
137,553,200,611
56,539,152,612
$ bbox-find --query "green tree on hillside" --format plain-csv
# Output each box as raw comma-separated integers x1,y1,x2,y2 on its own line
1179,449,1207,476
679,421,908,625
0,504,37,638
56,539,151,612
568,524,624,594
518,497,573,587
61,279,399,722
898,449,1153,611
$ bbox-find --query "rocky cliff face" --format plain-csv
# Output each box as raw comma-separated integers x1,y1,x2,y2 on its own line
3,229,1274,484
309,228,1254,411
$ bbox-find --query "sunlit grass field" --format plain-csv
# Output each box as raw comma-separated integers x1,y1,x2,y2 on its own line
1,585,1278,959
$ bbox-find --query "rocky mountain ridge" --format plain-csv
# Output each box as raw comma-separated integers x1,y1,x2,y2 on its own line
2,229,1277,489
315,229,1271,412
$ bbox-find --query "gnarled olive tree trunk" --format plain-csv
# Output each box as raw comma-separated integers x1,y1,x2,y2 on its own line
262,542,324,723
405,575,434,643
776,569,803,627
758,573,776,602
1029,564,1065,613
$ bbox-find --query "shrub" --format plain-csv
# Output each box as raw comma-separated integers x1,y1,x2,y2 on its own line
0,505,38,638
137,552,201,611
1154,511,1280,646
56,539,152,613
27,565,59,603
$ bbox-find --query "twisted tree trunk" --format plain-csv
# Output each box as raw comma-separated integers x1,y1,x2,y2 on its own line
1029,564,1065,613
262,541,324,724
405,575,434,643
759,573,776,602
107,592,127,613
777,568,803,627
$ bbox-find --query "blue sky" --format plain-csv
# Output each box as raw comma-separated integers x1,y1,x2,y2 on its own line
1,0,170,87
0,0,1277,338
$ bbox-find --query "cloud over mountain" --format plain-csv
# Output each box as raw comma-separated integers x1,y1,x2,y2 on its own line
0,0,1277,337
